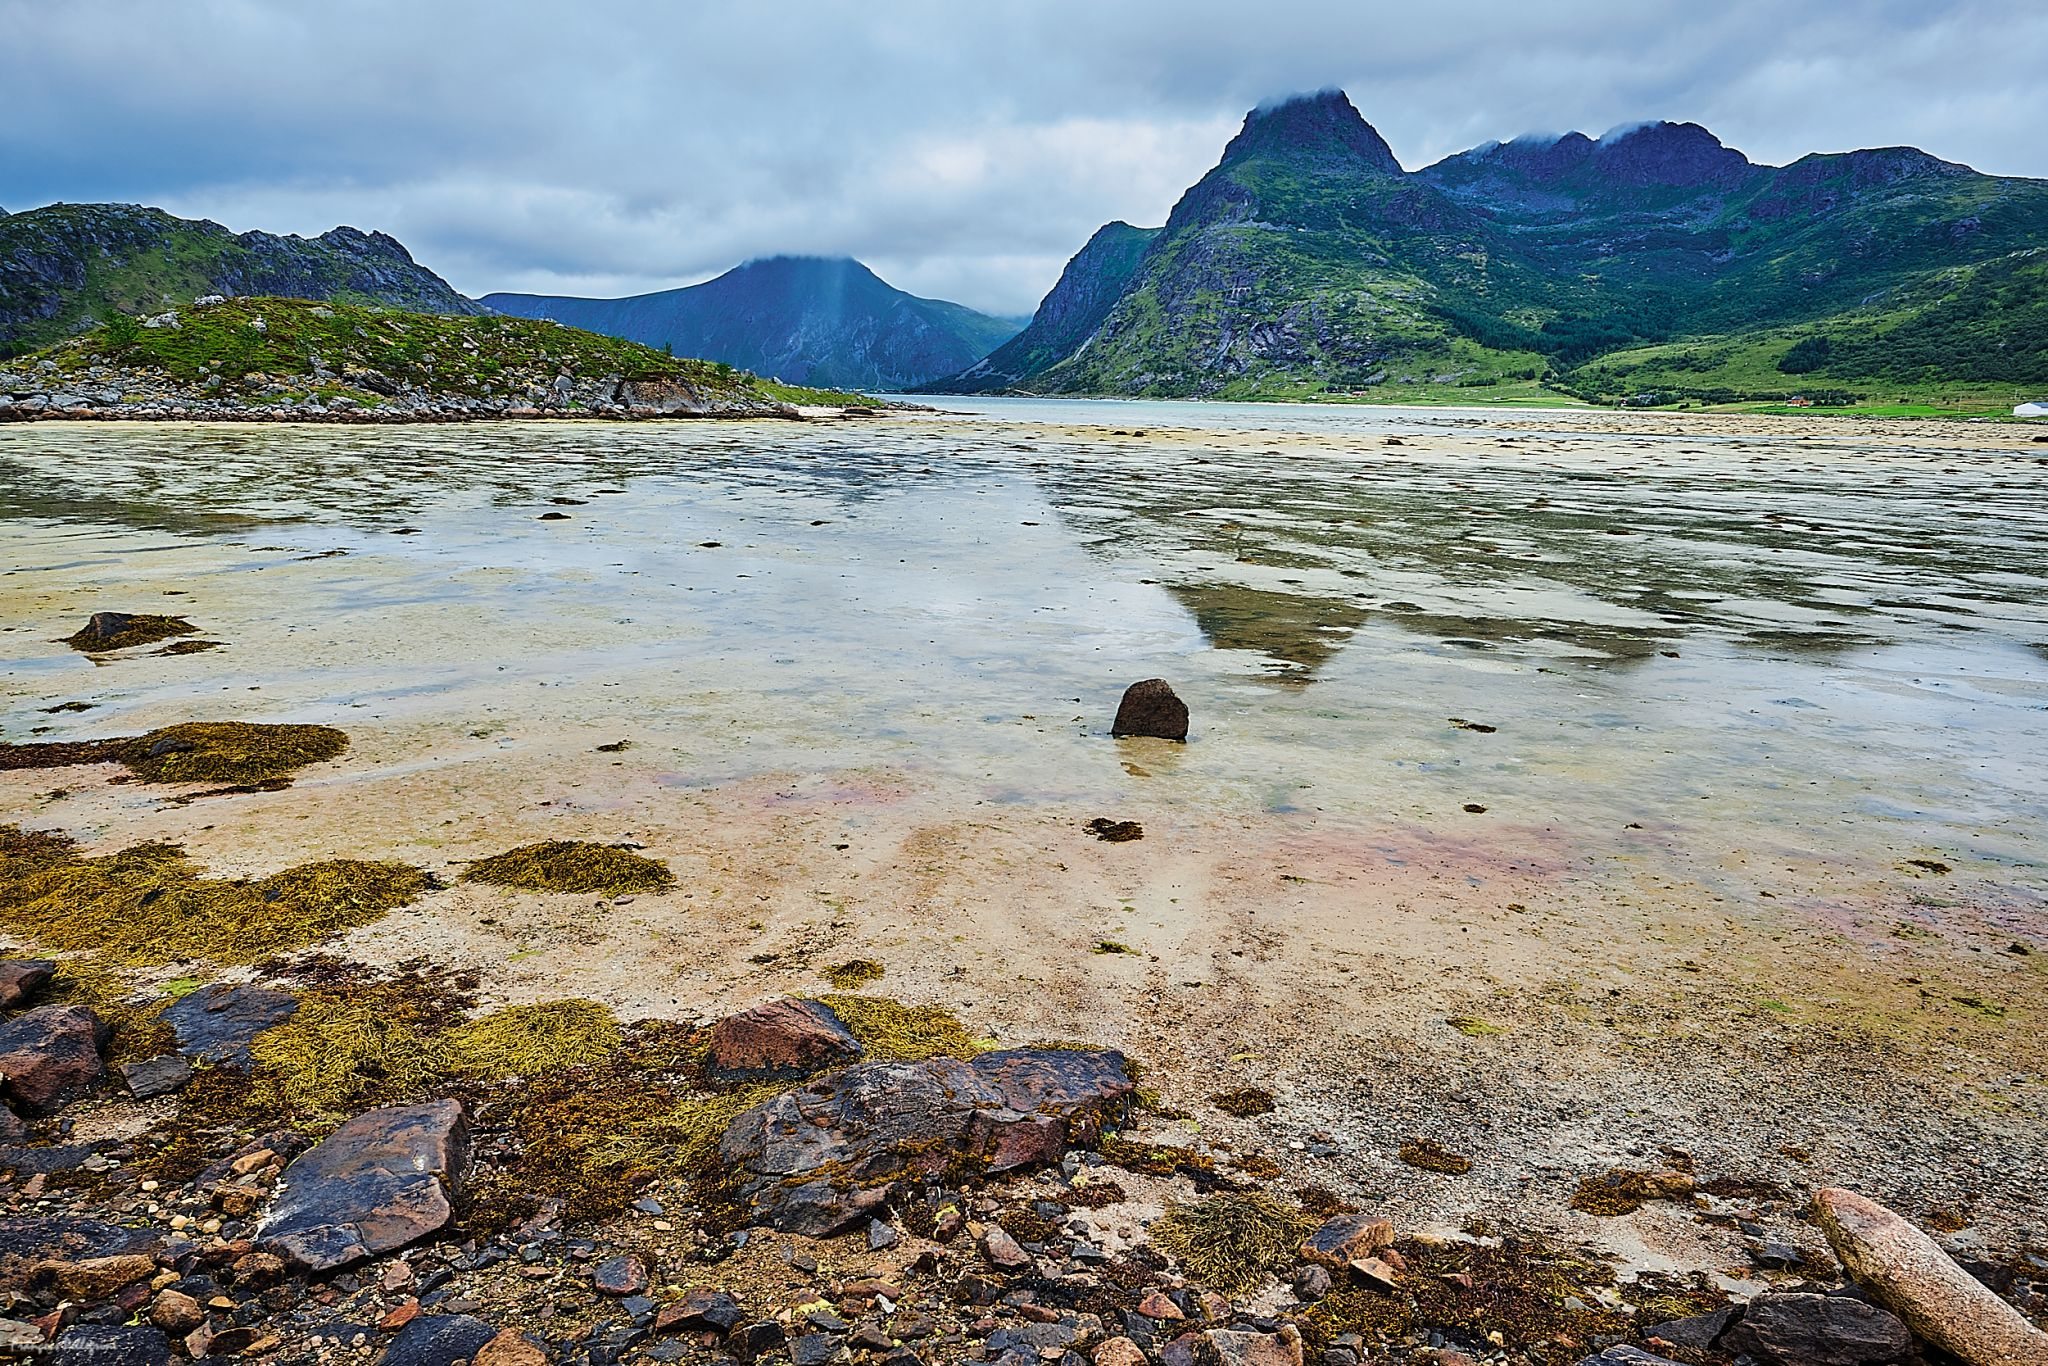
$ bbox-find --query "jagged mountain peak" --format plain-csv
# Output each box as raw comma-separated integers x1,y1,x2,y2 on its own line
1220,89,1402,176
1588,120,1753,187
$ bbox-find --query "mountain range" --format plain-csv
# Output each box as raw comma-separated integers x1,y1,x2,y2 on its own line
485,257,1023,391
929,90,2048,401
0,203,484,356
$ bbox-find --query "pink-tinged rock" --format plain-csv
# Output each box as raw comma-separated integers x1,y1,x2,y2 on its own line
1137,1291,1184,1320
257,1100,469,1272
475,1328,548,1365
0,960,56,1011
0,1006,105,1115
1095,1338,1149,1366
1211,1325,1305,1366
1299,1213,1392,1270
707,999,862,1083
1813,1186,2048,1366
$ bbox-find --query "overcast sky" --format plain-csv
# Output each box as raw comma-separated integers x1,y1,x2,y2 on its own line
4,1,2045,315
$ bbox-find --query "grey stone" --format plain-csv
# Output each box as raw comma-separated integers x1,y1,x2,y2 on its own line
259,1099,468,1272
119,1054,192,1099
162,983,297,1065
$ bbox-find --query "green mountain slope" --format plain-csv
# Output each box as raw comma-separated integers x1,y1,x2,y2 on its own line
924,91,2048,407
0,203,484,357
936,222,1160,393
484,256,1023,391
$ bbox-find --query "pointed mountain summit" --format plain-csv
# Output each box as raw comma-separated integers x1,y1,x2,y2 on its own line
487,256,1021,391
923,88,2048,400
1218,89,1402,176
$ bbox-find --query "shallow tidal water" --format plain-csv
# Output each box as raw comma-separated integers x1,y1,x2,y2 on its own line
3,400,2046,922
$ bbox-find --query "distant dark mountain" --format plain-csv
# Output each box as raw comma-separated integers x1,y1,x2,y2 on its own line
484,256,1024,391
923,90,2048,399
0,203,484,356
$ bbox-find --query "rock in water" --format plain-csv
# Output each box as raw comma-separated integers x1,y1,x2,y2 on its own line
1813,1186,2048,1366
707,998,864,1082
720,1047,1134,1234
1724,1292,1911,1365
0,960,56,1011
1112,678,1189,742
259,1100,469,1272
0,1005,105,1115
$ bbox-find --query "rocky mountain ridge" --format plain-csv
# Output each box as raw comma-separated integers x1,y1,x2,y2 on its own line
0,203,485,356
924,91,2048,400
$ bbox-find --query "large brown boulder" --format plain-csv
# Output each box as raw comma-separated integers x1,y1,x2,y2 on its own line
1813,1187,2048,1366
0,960,56,1012
258,1100,469,1272
720,1047,1134,1234
707,999,863,1083
1112,678,1189,742
0,1005,105,1115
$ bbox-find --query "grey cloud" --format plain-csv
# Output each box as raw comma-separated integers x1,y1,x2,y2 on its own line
2,0,2042,314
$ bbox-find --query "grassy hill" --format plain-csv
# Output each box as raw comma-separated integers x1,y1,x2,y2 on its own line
0,203,485,357
6,296,875,417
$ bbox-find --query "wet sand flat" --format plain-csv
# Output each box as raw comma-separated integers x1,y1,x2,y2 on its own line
3,402,2045,1258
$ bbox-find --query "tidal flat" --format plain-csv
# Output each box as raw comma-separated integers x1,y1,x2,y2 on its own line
3,401,2045,1342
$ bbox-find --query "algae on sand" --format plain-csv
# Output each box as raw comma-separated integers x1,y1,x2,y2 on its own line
440,999,623,1080
1152,1191,1316,1294
815,993,993,1062
119,722,348,784
0,825,435,965
61,613,195,652
0,721,349,786
462,840,674,895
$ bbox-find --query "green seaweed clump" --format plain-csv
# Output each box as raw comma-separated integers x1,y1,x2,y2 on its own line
1211,1086,1277,1117
462,840,674,895
62,613,196,652
1152,1192,1315,1293
1570,1168,1696,1216
440,999,623,1080
815,993,992,1062
118,722,349,784
1400,1138,1474,1175
823,958,884,990
246,991,441,1116
0,825,435,965
1302,1237,1631,1355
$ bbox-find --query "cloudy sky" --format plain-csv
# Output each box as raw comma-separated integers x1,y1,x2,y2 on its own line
5,1,2045,315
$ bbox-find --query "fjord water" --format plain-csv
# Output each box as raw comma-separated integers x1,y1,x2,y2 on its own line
3,401,2045,912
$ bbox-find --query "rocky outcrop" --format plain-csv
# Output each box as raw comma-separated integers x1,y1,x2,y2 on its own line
1112,678,1190,742
0,202,483,354
258,1100,469,1272
707,998,864,1082
720,1048,1134,1234
0,959,54,1012
1813,1187,2048,1366
0,1005,105,1115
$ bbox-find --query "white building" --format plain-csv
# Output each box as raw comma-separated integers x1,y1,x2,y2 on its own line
2017,401,2048,417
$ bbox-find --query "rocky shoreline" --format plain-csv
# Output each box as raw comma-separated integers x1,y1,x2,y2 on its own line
2,970,2044,1366
0,367,880,424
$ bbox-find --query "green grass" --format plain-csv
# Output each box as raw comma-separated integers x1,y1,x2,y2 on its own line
23,296,871,410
